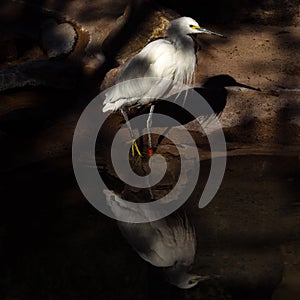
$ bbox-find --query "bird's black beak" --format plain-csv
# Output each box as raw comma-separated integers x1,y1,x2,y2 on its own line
195,275,211,282
198,27,226,38
235,82,261,91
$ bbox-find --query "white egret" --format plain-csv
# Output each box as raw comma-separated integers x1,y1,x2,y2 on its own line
102,16,225,156
103,189,209,289
118,214,208,289
118,215,210,289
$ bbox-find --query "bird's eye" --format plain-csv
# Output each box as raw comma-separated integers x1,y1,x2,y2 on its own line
188,278,198,285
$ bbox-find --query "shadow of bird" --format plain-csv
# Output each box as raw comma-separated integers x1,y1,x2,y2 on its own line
147,74,260,127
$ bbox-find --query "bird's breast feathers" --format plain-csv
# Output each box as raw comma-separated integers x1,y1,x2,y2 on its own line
126,39,195,80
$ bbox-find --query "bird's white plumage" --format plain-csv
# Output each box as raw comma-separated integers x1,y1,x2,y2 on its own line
103,189,206,289
103,17,201,113
118,215,196,268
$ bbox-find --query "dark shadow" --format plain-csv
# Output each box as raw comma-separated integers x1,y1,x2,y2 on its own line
156,0,299,25
155,75,259,124
149,75,259,149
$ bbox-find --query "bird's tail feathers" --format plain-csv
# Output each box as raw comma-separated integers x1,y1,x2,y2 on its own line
102,102,118,113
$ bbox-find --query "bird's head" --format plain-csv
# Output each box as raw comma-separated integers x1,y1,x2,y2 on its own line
164,266,210,289
168,17,225,38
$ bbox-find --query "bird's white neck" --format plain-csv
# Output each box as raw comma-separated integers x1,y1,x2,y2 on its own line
166,33,196,85
168,32,195,51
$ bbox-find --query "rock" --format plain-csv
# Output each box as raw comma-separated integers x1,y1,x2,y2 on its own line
0,60,81,92
0,36,18,62
41,18,77,58
100,67,121,91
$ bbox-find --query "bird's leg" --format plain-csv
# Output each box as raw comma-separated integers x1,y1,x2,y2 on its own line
147,105,155,156
120,108,134,139
120,108,142,157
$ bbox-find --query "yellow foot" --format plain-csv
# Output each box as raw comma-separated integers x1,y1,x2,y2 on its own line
128,140,142,157
126,139,142,157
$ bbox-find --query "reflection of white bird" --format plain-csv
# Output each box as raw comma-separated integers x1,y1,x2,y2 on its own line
103,189,209,289
102,16,224,156
118,215,208,289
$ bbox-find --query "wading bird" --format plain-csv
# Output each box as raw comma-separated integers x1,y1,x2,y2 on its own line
103,189,209,289
102,16,225,156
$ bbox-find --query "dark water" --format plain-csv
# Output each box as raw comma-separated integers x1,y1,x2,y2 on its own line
0,153,299,300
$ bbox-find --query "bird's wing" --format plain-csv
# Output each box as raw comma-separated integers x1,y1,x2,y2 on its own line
119,39,177,80
119,215,196,268
103,39,177,108
103,189,196,268
167,215,197,267
118,219,177,267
